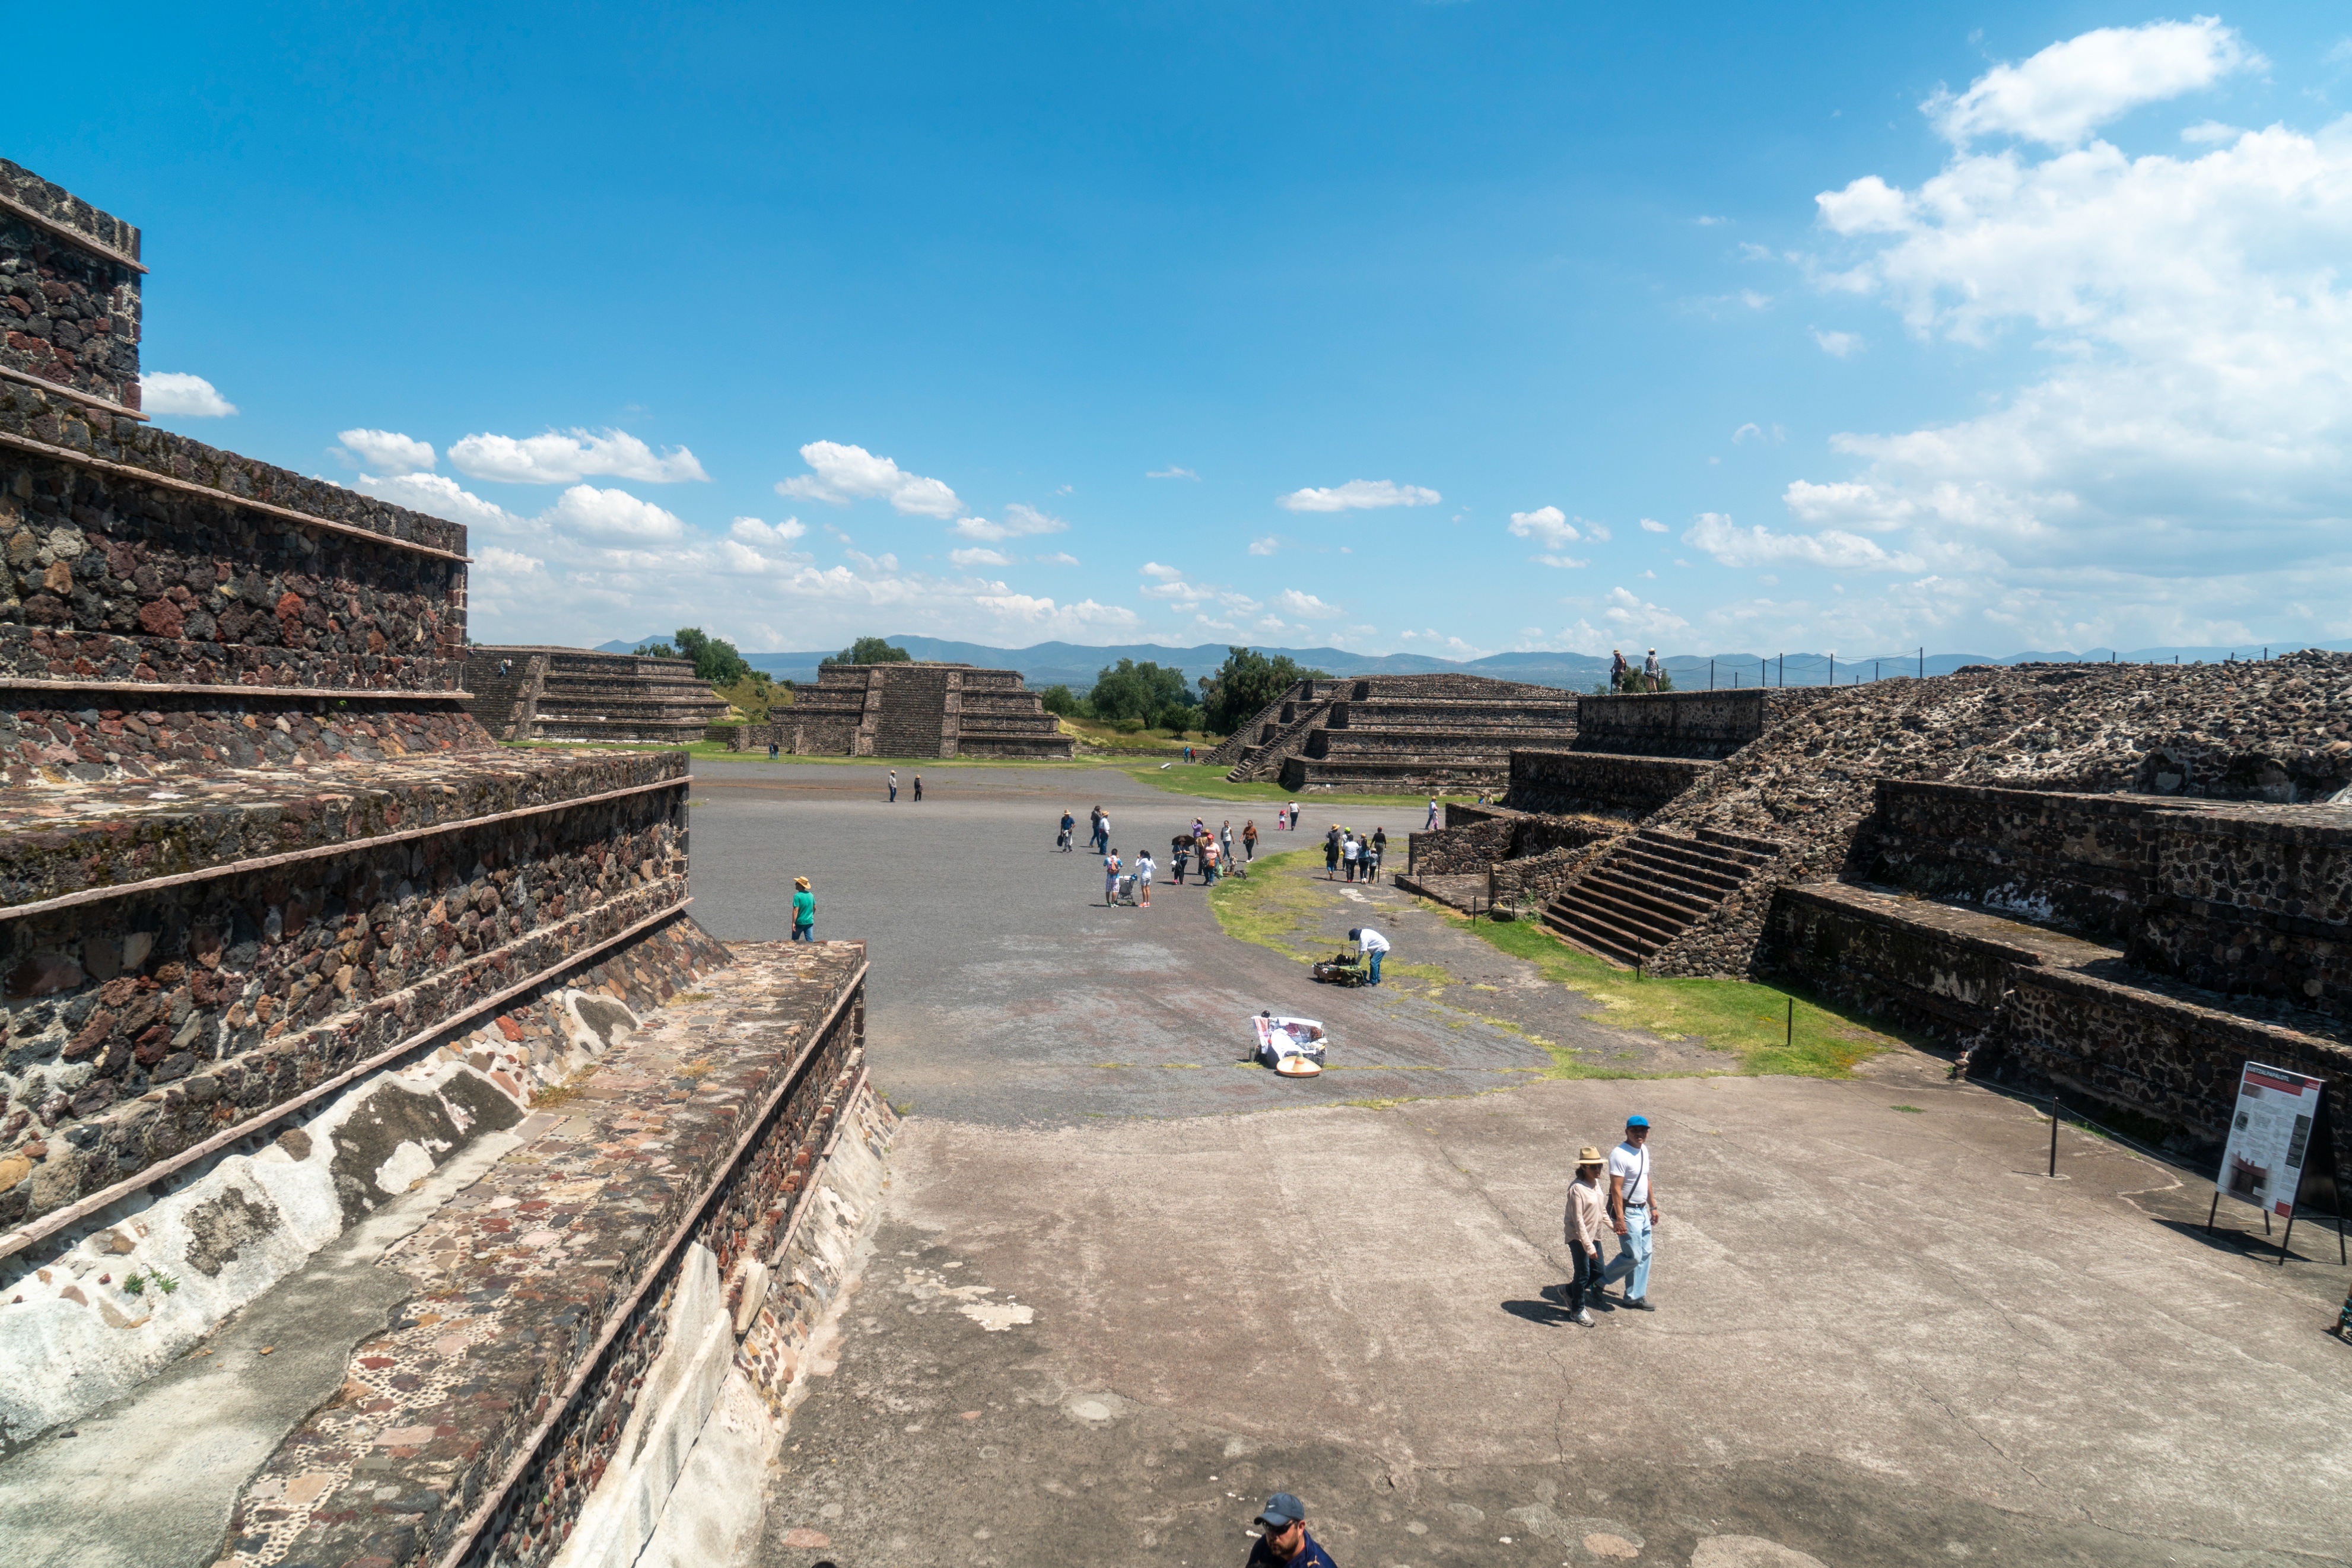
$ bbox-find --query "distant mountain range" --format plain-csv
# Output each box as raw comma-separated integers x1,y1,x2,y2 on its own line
593,634,2352,692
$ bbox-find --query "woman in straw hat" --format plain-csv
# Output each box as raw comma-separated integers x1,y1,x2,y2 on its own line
1562,1146,1610,1325
791,877,815,943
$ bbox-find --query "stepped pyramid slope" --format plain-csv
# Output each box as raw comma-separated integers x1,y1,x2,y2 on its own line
738,661,1073,759
465,644,727,745
1206,673,1580,793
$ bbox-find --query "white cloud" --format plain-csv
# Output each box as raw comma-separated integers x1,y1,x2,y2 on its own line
950,546,1013,568
1275,589,1342,619
1924,18,2257,148
1781,35,2352,648
1137,561,1259,615
1037,551,1080,565
139,373,236,417
1147,466,1199,480
354,471,524,533
1696,215,1730,227
729,516,806,546
1506,506,1578,548
1248,536,1280,556
1639,518,1670,533
1686,512,1925,573
1600,586,1690,641
1277,479,1442,513
776,440,961,517
338,428,434,474
476,546,543,575
1398,629,1492,659
449,428,708,485
951,503,1068,543
546,485,687,542
2181,119,2243,145
1810,328,1862,358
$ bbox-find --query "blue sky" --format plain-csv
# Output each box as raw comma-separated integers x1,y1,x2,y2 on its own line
17,3,2352,658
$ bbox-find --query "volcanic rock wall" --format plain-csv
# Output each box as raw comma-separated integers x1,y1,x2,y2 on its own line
1,158,144,418
736,660,1072,759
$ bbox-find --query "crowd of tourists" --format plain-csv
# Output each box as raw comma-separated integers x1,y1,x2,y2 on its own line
1319,823,1387,883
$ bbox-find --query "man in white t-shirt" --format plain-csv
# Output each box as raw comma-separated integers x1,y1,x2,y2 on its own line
1604,1114,1661,1310
1349,926,1390,986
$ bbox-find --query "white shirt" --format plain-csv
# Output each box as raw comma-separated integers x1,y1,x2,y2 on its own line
1356,927,1390,954
1136,854,1155,882
1609,1140,1651,1206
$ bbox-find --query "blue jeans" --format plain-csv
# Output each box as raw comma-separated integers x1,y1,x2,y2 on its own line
792,923,813,943
1368,950,1384,985
1606,1208,1654,1299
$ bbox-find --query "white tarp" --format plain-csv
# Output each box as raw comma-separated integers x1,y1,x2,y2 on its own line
2216,1062,2324,1219
1253,1015,1328,1069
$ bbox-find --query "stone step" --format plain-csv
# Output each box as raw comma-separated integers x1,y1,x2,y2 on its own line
1540,904,1649,967
1578,868,1713,925
1550,882,1689,948
1609,845,1749,899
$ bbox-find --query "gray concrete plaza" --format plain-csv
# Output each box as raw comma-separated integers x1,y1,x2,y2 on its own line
686,759,2351,1568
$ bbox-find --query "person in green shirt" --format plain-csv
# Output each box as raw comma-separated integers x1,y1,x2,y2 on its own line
792,876,815,942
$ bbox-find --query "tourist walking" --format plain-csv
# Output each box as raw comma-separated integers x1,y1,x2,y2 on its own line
1059,809,1075,852
912,772,924,802
1643,648,1662,692
1242,819,1258,860
1324,825,1342,879
888,768,898,803
1202,834,1221,887
1136,848,1155,907
1610,648,1628,692
1342,832,1360,882
1606,1115,1661,1310
1171,833,1191,884
1247,1493,1336,1567
1363,832,1382,885
768,739,779,761
1102,845,1124,907
1371,826,1387,881
791,876,815,942
1350,925,1389,985
1220,819,1235,866
1425,796,1439,830
1561,1146,1609,1324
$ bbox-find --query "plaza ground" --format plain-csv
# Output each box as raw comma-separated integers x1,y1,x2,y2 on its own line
684,760,2351,1568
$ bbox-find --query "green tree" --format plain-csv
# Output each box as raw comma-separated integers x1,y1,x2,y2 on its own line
822,636,913,666
713,669,777,721
668,626,752,686
1089,659,1195,729
1196,647,1326,734
1037,683,1088,718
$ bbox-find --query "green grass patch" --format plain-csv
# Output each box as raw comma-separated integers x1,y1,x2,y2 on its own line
1892,1103,1926,1113
1118,761,1480,809
1204,848,1332,961
1449,913,1896,1078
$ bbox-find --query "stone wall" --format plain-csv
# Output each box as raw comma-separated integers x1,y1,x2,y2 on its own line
1,753,688,1228
1506,749,1717,817
478,647,726,745
4,392,468,692
1769,882,2352,1192
1,158,143,416
1571,688,1826,759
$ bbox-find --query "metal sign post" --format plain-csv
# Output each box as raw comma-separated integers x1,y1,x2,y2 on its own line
2205,1063,2346,1266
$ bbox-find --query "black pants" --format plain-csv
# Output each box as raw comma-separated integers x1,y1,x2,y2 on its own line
1566,1248,1601,1311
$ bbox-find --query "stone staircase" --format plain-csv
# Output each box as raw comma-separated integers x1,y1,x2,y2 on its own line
1540,826,1778,966
872,664,952,756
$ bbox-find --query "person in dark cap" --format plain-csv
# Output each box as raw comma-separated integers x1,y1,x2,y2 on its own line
1604,1114,1662,1310
1248,1492,1337,1566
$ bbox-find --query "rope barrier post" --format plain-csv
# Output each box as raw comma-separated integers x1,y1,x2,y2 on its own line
1785,995,1792,1051
2048,1096,2060,1177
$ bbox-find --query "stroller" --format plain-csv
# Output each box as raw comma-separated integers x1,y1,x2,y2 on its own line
1311,935,1372,987
1114,873,1141,907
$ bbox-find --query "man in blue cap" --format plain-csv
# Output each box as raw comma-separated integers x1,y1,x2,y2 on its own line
1604,1114,1662,1310
1248,1492,1337,1566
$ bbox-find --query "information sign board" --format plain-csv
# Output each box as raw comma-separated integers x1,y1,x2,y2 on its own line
2216,1063,2324,1219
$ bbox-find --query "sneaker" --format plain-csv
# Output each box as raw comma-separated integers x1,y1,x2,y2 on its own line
1623,1296,1655,1312
1573,1308,1595,1326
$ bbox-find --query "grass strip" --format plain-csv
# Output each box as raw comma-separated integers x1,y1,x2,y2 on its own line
1204,848,1336,962
1447,912,1897,1078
